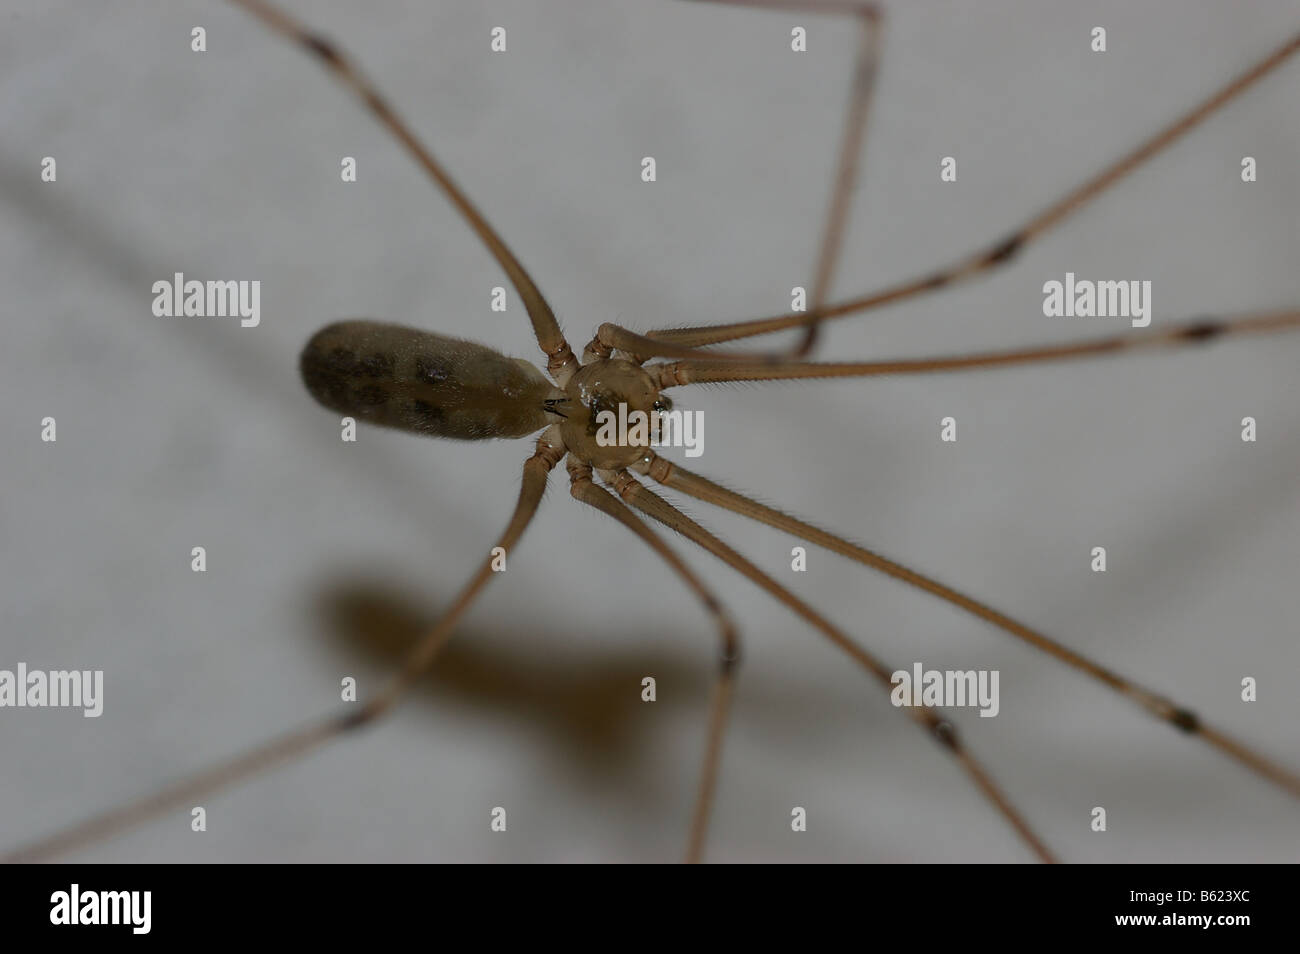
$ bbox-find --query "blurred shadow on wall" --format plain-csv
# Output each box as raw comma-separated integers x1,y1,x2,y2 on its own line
309,576,712,786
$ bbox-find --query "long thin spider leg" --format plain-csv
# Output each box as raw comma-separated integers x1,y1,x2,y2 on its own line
582,1,884,364
649,308,1300,385
226,0,578,382
688,0,884,357
567,458,741,863
630,451,1300,798
2,432,566,863
647,30,1300,348
575,0,882,370
586,318,882,367
585,322,798,365
795,6,880,358
600,467,1056,862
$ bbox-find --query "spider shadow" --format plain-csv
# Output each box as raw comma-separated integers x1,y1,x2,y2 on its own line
308,576,727,799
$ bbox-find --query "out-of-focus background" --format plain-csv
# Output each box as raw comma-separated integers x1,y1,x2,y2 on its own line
2,0,1298,862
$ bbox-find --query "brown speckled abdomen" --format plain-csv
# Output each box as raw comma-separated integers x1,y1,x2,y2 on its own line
300,320,558,440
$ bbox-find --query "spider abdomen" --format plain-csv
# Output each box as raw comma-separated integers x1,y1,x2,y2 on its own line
300,320,559,440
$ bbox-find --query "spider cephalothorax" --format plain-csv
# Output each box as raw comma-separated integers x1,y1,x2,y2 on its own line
559,357,666,468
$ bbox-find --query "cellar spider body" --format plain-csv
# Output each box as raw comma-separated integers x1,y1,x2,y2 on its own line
3,0,1299,862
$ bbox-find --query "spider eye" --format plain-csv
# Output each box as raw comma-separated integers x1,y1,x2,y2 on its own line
653,396,673,412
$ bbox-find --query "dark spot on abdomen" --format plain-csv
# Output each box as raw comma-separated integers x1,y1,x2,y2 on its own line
409,399,446,427
323,347,357,375
301,348,351,407
353,385,389,407
358,352,394,377
415,354,452,385
320,347,394,380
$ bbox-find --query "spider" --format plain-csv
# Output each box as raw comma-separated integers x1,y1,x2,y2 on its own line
4,0,1298,862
